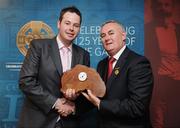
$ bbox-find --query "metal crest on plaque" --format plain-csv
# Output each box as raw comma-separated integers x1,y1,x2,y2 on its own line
16,21,55,56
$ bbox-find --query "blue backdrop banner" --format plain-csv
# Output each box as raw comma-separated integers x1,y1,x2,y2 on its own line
0,0,144,127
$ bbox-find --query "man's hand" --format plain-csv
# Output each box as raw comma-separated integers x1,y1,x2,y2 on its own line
54,98,75,117
63,88,80,100
82,89,100,108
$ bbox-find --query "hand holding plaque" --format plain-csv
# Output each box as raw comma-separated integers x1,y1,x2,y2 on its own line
61,64,106,97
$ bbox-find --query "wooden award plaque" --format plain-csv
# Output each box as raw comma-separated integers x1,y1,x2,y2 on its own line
61,64,106,97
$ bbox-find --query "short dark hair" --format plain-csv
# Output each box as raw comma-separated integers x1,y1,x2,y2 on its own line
59,6,82,24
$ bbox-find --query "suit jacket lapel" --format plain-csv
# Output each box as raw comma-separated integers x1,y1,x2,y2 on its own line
48,37,63,75
106,47,130,91
71,44,80,68
102,58,109,84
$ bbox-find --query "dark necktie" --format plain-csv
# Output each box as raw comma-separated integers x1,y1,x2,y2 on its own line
108,57,116,78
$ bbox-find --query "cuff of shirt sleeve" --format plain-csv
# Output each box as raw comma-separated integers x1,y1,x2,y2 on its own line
52,99,58,109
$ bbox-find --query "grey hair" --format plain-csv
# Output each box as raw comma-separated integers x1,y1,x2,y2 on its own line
101,20,126,32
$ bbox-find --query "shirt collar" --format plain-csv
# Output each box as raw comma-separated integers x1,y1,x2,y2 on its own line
110,45,126,60
56,36,72,52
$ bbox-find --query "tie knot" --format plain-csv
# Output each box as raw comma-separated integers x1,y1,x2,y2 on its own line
62,46,69,53
109,57,116,64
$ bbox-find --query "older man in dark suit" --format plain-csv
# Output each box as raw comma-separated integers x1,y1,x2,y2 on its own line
83,20,153,128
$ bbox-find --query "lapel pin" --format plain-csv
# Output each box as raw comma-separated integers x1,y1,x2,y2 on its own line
114,67,120,75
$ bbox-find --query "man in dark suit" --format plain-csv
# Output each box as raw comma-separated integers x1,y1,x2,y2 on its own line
18,6,92,128
83,20,153,128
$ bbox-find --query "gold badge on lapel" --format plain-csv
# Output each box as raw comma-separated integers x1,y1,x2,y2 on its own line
114,67,120,75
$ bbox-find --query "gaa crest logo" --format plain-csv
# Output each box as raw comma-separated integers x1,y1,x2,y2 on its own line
16,21,55,56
